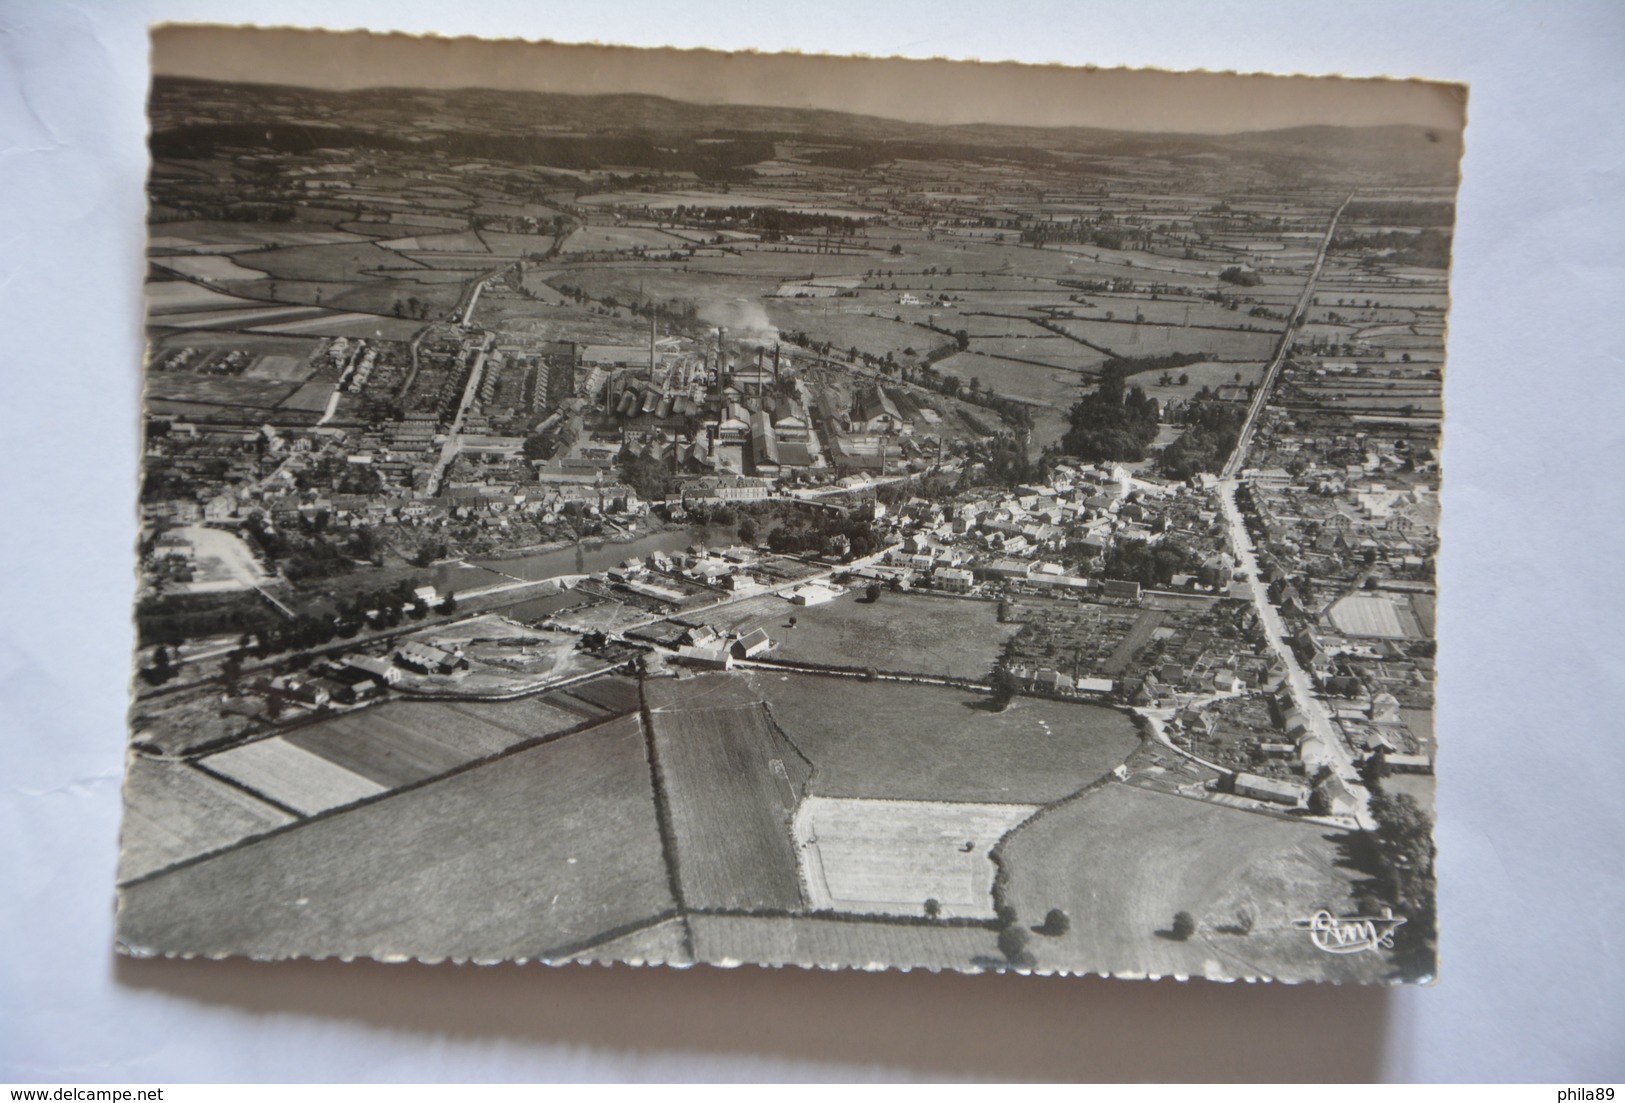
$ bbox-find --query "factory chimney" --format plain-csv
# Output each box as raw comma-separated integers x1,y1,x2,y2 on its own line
648,312,657,379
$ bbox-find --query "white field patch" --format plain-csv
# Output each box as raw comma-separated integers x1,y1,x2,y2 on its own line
1328,592,1408,638
145,281,261,315
150,254,271,282
201,738,386,816
169,525,272,592
794,796,1038,920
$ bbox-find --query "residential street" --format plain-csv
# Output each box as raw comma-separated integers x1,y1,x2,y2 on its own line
1218,477,1375,829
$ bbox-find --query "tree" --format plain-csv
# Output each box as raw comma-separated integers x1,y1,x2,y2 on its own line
924,898,942,919
998,923,1034,966
989,664,1020,711
1170,910,1197,941
1363,789,1437,979
864,582,882,603
436,592,458,615
737,518,758,544
1034,908,1071,936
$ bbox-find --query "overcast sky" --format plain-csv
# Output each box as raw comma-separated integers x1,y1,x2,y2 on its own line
153,24,1466,135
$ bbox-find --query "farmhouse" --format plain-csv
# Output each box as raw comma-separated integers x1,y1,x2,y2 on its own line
1102,579,1143,601
730,628,773,659
1233,771,1308,807
394,641,464,675
672,644,733,670
787,582,839,606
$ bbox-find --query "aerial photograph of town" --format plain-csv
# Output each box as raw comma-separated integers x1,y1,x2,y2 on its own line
116,28,1462,983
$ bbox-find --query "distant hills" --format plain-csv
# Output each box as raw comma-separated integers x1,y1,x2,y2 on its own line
150,76,1463,184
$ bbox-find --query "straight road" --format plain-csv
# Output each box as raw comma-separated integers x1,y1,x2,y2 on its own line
1222,195,1352,479
1217,477,1374,829
423,331,493,498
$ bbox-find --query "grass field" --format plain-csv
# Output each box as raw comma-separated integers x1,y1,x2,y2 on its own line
118,756,296,882
148,220,372,250
932,350,1095,407
232,241,427,282
748,672,1141,803
150,255,271,282
198,737,386,816
688,913,1000,971
1054,318,1278,361
278,695,596,791
795,796,1038,919
145,281,262,314
143,371,297,411
646,694,809,912
566,916,691,966
118,714,674,962
997,783,1388,981
1134,360,1267,404
562,674,641,715
753,591,1014,680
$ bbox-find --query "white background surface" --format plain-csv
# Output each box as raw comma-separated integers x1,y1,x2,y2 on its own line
2,0,1622,1083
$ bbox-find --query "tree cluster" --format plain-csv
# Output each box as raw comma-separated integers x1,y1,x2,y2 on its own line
1102,536,1201,588
242,513,383,583
764,513,883,559
1060,367,1160,462
1156,401,1247,480
1358,788,1438,981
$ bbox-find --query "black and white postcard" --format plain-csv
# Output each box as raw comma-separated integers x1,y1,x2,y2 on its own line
118,25,1460,983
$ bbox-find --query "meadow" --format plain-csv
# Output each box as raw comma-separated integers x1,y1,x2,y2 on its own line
118,714,674,962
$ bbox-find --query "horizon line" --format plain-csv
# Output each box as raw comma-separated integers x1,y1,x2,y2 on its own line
151,25,1467,138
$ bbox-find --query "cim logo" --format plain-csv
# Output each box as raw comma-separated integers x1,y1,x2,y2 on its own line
1293,907,1407,954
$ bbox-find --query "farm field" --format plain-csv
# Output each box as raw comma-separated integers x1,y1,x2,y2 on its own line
687,913,1001,972
560,226,689,253
932,351,1093,408
794,796,1039,919
231,241,428,282
560,674,641,715
150,254,271,281
198,737,387,816
1054,317,1278,361
758,591,1014,679
117,714,674,961
645,690,809,911
143,371,296,411
118,756,297,882
567,915,691,966
145,281,263,314
997,783,1388,981
748,672,1141,803
149,220,374,250
274,694,596,790
1135,360,1266,404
